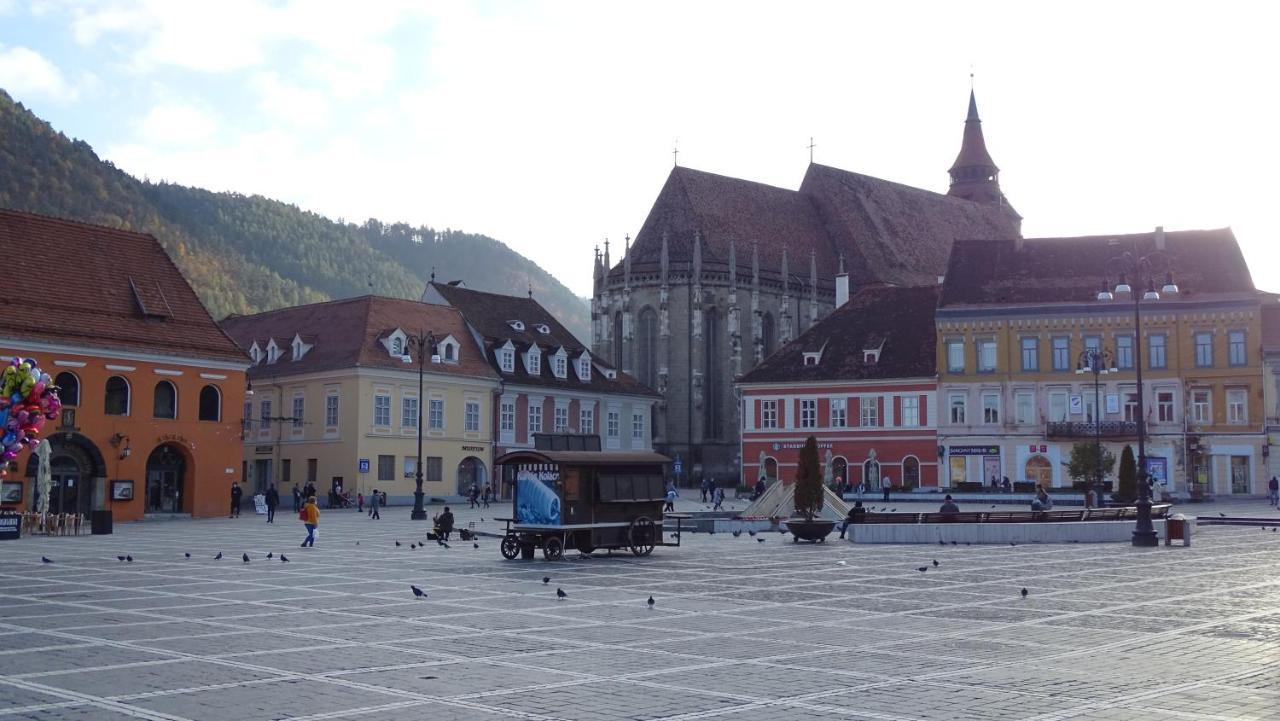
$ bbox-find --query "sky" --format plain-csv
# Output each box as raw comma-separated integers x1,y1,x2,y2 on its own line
1,1,1277,298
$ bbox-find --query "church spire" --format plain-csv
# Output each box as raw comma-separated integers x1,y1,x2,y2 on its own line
947,89,1007,206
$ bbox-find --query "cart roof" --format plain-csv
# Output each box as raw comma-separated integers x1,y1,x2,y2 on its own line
495,449,672,466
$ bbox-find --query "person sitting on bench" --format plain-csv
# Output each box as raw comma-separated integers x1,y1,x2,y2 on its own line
1031,487,1053,511
939,495,960,515
434,506,455,541
838,501,866,539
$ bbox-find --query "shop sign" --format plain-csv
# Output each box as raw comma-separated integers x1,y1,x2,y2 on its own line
0,514,19,541
949,445,999,456
255,445,273,455
772,441,834,450
461,445,486,452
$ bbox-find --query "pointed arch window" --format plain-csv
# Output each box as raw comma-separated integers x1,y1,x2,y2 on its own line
637,307,658,388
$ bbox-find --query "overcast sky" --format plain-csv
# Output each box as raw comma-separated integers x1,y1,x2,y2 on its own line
2,1,1276,297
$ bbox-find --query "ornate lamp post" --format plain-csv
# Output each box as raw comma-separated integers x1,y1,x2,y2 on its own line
1076,347,1116,508
405,330,437,520
1105,250,1174,547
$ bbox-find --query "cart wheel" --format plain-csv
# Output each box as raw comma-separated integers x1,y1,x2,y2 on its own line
543,535,564,561
500,534,520,560
628,516,656,556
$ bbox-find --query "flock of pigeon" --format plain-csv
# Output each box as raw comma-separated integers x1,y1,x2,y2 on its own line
410,573,656,608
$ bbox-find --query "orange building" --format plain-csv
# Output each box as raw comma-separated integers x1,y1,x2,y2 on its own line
0,210,248,521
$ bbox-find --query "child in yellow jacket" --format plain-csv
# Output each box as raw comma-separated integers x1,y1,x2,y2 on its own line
300,496,319,547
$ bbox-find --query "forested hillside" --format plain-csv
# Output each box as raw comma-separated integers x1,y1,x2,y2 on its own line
0,90,590,340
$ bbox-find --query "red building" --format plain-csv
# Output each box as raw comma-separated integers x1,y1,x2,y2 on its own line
738,284,939,491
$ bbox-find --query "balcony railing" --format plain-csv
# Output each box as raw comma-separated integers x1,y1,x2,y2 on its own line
1045,420,1138,439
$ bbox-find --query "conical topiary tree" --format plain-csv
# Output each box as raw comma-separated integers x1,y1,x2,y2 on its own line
1117,444,1137,503
793,435,823,520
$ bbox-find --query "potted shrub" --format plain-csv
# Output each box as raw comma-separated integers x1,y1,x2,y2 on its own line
786,436,835,542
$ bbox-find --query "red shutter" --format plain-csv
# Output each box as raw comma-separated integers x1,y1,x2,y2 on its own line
876,397,885,427
852,397,862,426
818,398,829,427
920,394,929,426
892,396,902,427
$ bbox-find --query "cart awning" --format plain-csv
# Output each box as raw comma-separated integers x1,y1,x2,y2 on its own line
495,449,672,467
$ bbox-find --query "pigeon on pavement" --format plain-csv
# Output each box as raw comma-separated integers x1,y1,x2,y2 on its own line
214,552,222,560
242,553,250,563
266,552,273,559
932,559,939,567
117,555,126,561
411,585,426,598
556,588,567,600
41,556,53,563
1021,588,1029,598
184,552,191,558
543,576,551,584
917,566,928,573
473,543,479,549
126,555,133,563
395,540,402,547
732,530,741,537
280,554,289,562
757,538,766,543
647,595,655,608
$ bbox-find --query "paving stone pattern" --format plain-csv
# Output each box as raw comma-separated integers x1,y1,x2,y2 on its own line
1,498,1278,720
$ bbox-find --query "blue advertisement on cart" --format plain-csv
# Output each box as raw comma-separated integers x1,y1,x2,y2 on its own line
515,466,561,525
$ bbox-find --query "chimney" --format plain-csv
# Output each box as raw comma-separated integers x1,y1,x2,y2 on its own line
1154,225,1166,251
835,254,849,307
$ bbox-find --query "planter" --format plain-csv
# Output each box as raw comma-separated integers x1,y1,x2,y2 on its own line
784,518,836,543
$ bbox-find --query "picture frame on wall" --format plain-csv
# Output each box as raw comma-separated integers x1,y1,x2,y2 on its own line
0,480,21,504
111,480,134,501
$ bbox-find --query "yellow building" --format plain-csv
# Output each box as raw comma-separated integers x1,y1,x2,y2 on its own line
221,297,500,504
937,228,1265,498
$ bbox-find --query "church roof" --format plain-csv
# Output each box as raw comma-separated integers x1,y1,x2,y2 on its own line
738,286,940,384
939,228,1255,309
612,162,1020,287
949,90,998,173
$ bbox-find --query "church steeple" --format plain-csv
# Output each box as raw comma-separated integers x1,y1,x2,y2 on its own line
947,89,1007,206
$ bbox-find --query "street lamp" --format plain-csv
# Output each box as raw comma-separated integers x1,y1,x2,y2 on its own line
1104,248,1173,547
1076,348,1117,508
405,330,437,521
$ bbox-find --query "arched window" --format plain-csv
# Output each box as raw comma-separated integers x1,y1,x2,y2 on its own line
902,456,921,489
54,372,79,406
444,342,455,361
1026,455,1052,487
198,385,221,421
612,311,624,368
153,380,177,419
761,312,776,360
637,307,658,389
391,337,403,355
104,376,130,416
704,306,722,438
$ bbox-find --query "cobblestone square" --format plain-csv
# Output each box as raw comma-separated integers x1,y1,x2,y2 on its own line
2,500,1278,720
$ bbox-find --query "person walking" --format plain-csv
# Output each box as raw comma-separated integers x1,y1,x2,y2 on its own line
712,486,725,511
880,475,892,502
291,484,301,511
265,483,279,524
369,487,381,520
664,486,677,513
700,477,709,504
482,483,492,508
299,495,319,547
1269,476,1279,507
357,492,364,513
230,482,243,518
468,484,479,509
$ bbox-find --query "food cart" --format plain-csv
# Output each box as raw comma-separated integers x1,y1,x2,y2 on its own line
495,434,685,560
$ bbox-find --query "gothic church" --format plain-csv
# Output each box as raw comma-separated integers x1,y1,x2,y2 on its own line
591,91,1022,481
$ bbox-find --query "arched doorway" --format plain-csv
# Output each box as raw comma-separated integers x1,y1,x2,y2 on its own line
24,434,106,515
902,456,921,489
831,457,849,489
456,456,487,496
146,444,187,513
1025,455,1052,488
763,457,778,481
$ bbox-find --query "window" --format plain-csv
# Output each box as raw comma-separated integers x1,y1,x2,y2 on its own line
860,398,879,427
1194,332,1213,367
499,348,515,373
153,381,176,419
553,405,568,433
901,396,919,427
391,337,404,355
800,399,817,428
292,395,304,429
306,458,317,484
377,454,394,482
443,342,455,362
325,393,339,428
1015,391,1035,425
428,398,444,430
1227,388,1247,424
260,398,272,429
281,458,291,485
761,400,778,429
1049,392,1068,422
1052,337,1070,371
55,372,79,406
607,410,619,437
529,404,543,434
830,398,847,428
982,393,1000,424
500,400,515,432
465,401,481,432
1149,334,1167,369
1191,389,1211,424
198,385,221,421
373,394,391,427
1123,391,1139,422
949,394,966,424
243,401,252,432
425,456,443,483
1228,330,1247,366
977,339,997,372
578,356,591,381
554,355,567,378
404,456,417,479
632,412,645,439
527,348,541,375
947,340,965,373
1116,335,1134,370
1020,338,1038,372
402,396,418,428
1084,336,1101,354
580,407,594,434
104,376,130,416
1157,390,1175,423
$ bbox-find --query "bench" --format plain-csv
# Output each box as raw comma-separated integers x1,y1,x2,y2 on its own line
852,504,1172,526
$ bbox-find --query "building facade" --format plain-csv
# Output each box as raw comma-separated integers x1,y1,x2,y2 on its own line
221,297,500,504
937,228,1265,497
424,282,659,477
739,284,940,491
593,90,1020,482
0,210,248,521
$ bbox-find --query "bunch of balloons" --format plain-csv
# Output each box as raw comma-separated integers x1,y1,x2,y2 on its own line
0,357,62,476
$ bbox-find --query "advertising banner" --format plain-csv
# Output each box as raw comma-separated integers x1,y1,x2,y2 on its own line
515,464,561,525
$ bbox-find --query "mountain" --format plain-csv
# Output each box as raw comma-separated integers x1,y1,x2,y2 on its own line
0,89,590,342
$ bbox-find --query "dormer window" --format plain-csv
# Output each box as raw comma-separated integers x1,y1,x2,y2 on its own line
291,333,313,361
381,329,409,358
526,346,541,375
266,339,281,364
437,335,460,364
535,324,550,334
508,320,525,332
863,351,879,365
498,341,516,373
554,355,567,378
249,342,262,365
391,337,403,355
577,354,591,381
803,353,821,366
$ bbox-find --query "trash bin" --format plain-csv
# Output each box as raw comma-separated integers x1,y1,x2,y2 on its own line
1165,513,1189,547
90,510,113,535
